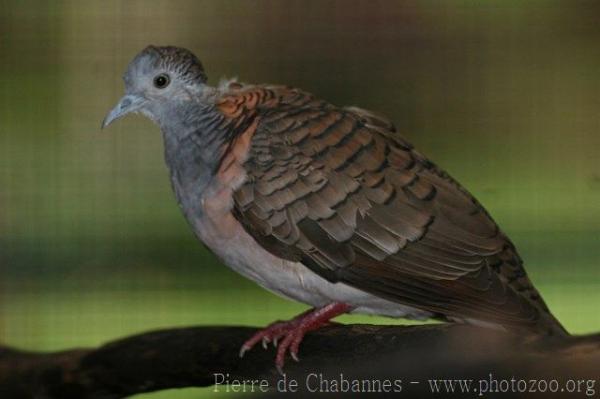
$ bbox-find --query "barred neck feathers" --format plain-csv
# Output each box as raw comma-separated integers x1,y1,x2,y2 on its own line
160,85,259,215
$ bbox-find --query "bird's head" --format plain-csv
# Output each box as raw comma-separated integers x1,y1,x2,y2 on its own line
102,45,208,129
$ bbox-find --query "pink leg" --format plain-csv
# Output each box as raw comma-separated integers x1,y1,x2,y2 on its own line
239,302,352,373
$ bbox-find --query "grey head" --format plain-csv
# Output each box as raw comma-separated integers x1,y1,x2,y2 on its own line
102,45,209,130
102,46,225,215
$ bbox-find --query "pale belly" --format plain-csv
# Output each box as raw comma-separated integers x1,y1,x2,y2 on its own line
194,211,431,321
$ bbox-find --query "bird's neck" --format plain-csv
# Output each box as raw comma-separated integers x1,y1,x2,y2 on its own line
159,99,230,219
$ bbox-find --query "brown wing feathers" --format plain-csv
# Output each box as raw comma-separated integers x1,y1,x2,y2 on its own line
220,83,565,335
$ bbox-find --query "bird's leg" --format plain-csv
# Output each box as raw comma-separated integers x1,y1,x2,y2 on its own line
239,302,352,373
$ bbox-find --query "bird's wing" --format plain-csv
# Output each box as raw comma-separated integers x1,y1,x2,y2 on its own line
218,84,556,332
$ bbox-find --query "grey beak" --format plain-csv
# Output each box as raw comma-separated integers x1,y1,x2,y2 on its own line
102,94,145,129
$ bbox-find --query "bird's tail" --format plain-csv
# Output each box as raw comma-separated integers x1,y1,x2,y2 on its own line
536,310,570,338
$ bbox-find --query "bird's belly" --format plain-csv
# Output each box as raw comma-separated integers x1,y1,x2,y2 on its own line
193,212,431,320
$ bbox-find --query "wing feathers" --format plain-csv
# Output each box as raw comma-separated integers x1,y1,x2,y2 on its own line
224,84,563,334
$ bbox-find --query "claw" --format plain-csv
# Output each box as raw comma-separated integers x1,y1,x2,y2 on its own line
239,346,248,358
238,303,352,372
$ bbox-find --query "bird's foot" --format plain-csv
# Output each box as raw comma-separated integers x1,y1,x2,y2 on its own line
239,302,352,373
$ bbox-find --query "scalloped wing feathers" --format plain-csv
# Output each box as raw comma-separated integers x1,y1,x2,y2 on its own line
215,83,566,336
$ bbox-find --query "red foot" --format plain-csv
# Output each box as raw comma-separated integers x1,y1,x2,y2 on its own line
239,302,352,373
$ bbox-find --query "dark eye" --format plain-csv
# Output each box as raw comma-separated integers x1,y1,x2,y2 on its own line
153,73,170,89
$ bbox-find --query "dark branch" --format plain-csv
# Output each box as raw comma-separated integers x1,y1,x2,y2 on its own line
1,324,599,398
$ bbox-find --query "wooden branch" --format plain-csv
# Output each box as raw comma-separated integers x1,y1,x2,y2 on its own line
1,324,599,398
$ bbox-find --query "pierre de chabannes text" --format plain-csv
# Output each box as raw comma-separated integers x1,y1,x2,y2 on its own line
214,373,402,393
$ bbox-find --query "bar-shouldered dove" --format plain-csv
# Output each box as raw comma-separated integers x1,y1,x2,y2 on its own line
103,46,568,372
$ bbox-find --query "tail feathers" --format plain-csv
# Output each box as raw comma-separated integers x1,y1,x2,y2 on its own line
448,311,569,338
538,312,569,338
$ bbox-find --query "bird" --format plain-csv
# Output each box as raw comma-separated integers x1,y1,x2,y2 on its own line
102,45,568,372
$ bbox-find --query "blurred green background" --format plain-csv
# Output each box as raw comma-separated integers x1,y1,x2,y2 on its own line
1,1,599,397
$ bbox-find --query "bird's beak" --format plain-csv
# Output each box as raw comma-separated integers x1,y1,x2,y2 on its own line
101,94,145,129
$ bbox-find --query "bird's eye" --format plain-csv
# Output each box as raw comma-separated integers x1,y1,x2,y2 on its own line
153,73,170,89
